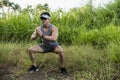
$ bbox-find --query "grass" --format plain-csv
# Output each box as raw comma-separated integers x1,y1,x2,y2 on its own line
0,0,120,79
0,42,119,80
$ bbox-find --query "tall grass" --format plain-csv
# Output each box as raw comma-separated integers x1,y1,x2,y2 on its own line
0,42,119,79
0,0,120,79
0,0,120,68
0,0,120,44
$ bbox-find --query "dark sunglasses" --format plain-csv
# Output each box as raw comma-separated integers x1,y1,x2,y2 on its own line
40,17,47,20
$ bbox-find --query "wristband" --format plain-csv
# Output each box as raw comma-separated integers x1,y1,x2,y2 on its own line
41,34,45,38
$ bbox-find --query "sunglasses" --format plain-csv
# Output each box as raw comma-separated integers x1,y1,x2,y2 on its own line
40,17,47,20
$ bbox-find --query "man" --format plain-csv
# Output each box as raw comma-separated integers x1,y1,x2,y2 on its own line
28,12,67,75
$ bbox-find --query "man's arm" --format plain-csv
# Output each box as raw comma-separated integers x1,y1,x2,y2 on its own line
31,27,39,40
44,26,58,41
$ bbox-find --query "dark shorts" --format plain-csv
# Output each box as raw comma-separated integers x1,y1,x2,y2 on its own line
39,44,59,53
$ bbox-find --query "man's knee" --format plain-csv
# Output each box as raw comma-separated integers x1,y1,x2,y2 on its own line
56,49,63,54
59,49,63,53
54,46,63,53
28,48,33,53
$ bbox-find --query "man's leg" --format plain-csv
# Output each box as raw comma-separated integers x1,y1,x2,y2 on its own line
54,46,67,74
54,46,64,67
28,45,43,67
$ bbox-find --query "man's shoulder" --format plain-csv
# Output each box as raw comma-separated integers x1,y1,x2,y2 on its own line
52,25,58,31
51,24,57,29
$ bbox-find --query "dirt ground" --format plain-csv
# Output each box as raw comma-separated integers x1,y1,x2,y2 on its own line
0,64,74,80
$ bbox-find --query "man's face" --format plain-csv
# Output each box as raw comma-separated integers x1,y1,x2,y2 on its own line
41,17,50,25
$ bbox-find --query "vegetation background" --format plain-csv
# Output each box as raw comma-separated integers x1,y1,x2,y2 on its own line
0,0,120,80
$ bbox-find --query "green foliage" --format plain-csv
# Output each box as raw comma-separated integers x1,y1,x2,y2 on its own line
0,1,120,79
1,0,120,45
0,42,119,80
107,43,120,63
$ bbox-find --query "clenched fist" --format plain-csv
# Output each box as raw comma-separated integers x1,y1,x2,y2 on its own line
36,27,44,38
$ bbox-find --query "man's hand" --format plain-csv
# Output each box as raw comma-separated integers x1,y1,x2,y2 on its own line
36,28,44,38
31,28,37,40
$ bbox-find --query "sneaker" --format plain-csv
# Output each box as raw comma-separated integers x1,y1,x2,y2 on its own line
60,67,67,75
28,65,39,73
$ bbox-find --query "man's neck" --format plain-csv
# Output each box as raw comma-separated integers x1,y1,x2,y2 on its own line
43,23,50,28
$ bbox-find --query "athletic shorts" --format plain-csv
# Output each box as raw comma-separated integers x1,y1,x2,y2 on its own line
39,44,59,53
